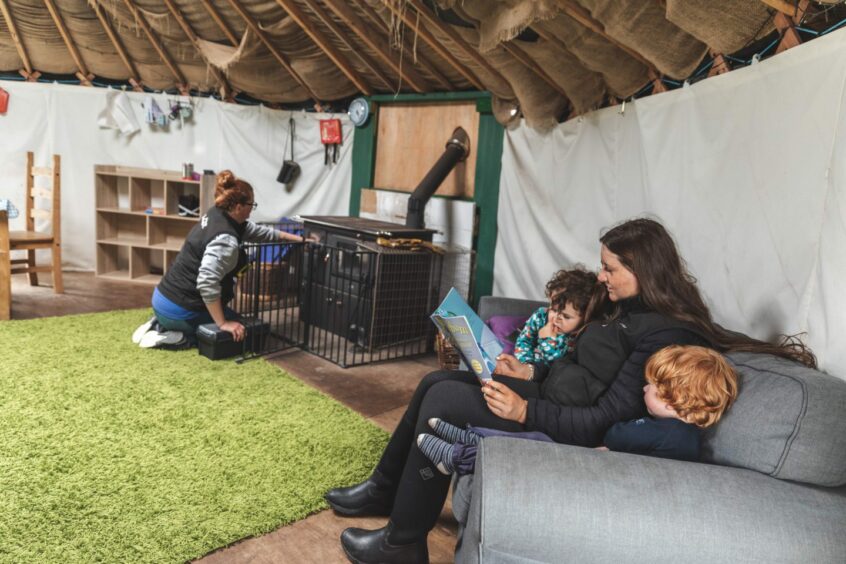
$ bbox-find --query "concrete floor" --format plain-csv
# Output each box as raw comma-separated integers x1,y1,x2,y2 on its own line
7,272,459,563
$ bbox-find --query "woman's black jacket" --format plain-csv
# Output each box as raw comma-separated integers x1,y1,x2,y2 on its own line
525,296,710,446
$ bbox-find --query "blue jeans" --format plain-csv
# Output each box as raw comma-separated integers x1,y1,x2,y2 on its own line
154,306,238,344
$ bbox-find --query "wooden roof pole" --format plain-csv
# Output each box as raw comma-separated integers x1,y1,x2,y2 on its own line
122,0,189,95
760,0,802,16
0,0,39,80
774,11,803,53
90,1,142,91
557,1,660,74
403,0,509,88
354,0,453,91
198,0,239,47
44,0,93,85
499,42,568,98
448,4,567,101
532,25,618,100
380,0,482,89
707,49,730,77
302,0,394,91
224,0,320,101
771,0,811,53
274,0,372,95
322,0,429,93
447,0,562,95
162,0,236,101
555,0,666,93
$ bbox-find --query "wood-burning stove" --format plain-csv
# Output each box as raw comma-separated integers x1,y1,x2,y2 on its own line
299,216,440,350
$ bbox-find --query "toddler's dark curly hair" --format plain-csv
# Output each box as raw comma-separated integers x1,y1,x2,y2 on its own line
545,267,607,324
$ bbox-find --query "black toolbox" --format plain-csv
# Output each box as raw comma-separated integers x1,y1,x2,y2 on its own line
197,317,270,360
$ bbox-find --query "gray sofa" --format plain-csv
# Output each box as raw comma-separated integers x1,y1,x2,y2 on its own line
452,296,846,563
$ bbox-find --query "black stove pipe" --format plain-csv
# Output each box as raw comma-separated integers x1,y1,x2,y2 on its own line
405,126,470,228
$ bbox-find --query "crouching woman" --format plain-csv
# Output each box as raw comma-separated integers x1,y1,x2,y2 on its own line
150,170,303,345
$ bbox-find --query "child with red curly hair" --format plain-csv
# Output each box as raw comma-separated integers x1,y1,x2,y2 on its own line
601,344,739,461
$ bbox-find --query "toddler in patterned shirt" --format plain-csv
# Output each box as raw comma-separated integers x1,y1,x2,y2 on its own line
513,268,599,366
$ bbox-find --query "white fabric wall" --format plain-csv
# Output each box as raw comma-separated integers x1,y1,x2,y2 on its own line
0,81,352,270
494,28,846,378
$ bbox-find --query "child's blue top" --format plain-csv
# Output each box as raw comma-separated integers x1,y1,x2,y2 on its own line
513,307,569,365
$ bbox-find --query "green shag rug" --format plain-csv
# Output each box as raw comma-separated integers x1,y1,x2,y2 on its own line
0,309,388,563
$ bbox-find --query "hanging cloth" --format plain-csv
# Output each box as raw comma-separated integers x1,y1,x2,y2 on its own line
97,90,140,135
144,96,168,128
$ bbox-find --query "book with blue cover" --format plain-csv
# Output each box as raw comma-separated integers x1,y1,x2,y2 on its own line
431,288,503,383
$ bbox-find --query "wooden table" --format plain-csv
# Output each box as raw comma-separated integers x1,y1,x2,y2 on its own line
0,209,10,320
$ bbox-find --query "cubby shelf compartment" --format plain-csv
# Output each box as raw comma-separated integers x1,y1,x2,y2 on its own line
94,165,214,284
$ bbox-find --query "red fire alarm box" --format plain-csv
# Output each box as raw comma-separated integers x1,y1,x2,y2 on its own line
320,119,342,145
0,88,9,114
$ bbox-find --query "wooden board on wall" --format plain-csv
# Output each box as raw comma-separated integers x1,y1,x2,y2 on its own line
374,102,479,198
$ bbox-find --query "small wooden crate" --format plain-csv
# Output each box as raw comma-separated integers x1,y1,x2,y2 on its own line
436,331,460,370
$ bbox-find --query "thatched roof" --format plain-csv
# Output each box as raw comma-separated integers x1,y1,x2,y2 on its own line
0,1,839,127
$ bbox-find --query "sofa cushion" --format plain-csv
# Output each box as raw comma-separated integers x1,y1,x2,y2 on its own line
486,314,529,355
702,352,846,487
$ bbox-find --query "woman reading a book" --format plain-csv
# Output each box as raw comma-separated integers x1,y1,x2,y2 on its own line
326,218,815,564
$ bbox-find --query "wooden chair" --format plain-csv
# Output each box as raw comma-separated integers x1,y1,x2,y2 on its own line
9,152,63,293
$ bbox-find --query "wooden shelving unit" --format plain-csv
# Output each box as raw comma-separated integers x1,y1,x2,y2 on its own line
94,165,214,284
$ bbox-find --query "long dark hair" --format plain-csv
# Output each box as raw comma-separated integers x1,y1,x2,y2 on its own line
600,218,816,368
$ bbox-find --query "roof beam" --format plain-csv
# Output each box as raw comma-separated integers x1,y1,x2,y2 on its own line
380,0,483,90
302,0,394,91
122,0,188,94
707,49,730,77
274,0,372,95
224,0,320,101
355,0,453,91
44,0,93,85
557,0,659,75
198,0,239,47
90,1,142,91
774,10,803,53
760,0,801,16
162,0,236,101
448,5,564,100
648,69,667,93
0,0,38,80
556,0,668,93
323,0,429,93
402,0,508,88
499,42,568,99
532,24,619,100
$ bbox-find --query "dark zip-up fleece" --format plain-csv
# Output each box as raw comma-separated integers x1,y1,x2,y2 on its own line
526,296,710,446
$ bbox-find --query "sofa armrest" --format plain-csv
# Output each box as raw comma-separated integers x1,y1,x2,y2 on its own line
478,296,546,323
454,437,846,564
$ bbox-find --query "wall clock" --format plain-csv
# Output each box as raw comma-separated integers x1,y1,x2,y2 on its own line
348,97,370,127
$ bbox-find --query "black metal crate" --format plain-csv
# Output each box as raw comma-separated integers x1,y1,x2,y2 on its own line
236,230,442,367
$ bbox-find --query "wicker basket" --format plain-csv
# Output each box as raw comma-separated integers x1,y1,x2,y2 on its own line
436,331,461,370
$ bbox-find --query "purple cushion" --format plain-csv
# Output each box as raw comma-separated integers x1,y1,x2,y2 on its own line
487,315,528,355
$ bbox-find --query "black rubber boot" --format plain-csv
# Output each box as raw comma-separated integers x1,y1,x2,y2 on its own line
341,522,429,564
325,472,394,517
